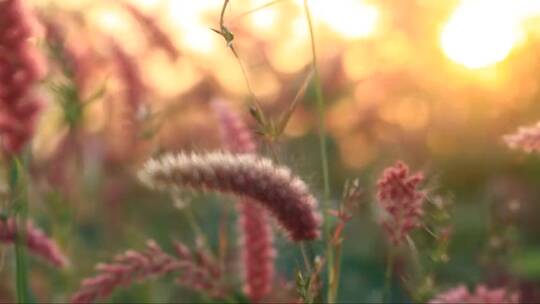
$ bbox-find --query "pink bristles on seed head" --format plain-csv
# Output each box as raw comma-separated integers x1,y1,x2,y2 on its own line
0,218,68,267
211,98,275,302
139,151,322,241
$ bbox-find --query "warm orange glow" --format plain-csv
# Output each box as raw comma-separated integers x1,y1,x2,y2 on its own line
294,0,379,39
167,0,221,54
249,0,278,30
441,0,522,69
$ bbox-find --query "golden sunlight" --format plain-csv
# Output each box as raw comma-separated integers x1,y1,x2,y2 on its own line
440,0,522,69
167,0,221,53
295,0,379,39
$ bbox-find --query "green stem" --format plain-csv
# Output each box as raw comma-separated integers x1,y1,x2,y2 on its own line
382,249,395,303
330,241,343,303
9,157,31,303
303,1,333,302
183,207,207,248
300,242,312,273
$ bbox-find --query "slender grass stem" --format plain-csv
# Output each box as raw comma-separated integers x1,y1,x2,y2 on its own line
300,242,313,273
302,1,334,302
382,249,395,303
331,241,343,303
183,207,208,249
9,157,31,303
232,0,288,21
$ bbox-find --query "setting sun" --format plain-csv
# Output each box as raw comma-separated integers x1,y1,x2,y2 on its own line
441,0,522,69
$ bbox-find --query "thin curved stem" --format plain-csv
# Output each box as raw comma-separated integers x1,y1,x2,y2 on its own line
303,0,334,302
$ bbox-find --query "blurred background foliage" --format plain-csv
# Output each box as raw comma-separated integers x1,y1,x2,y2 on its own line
1,0,540,302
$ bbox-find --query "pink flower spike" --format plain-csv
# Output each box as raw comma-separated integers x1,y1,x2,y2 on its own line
211,99,257,154
0,0,47,154
138,151,322,241
211,98,275,302
0,218,68,267
70,240,181,304
122,2,179,61
377,161,426,245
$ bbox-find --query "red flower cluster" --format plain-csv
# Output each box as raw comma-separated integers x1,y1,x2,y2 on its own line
377,161,425,245
0,0,46,154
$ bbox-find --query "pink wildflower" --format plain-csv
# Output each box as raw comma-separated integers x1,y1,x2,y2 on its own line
377,161,425,245
71,240,226,303
173,241,226,299
211,99,257,153
503,121,540,153
138,151,322,241
211,98,275,302
108,41,148,160
430,284,519,304
0,217,68,267
0,0,46,154
110,41,146,122
122,3,179,61
42,18,94,92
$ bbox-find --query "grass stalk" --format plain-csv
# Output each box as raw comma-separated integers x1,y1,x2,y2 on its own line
302,1,334,302
382,249,395,303
9,157,31,303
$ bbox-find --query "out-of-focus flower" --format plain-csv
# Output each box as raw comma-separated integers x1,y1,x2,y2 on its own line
110,40,146,123
211,99,257,153
108,40,148,160
0,218,68,267
42,18,95,94
173,241,226,299
211,99,275,302
122,2,179,61
138,151,322,241
71,240,225,303
503,121,540,153
377,161,425,245
430,284,519,304
0,0,46,154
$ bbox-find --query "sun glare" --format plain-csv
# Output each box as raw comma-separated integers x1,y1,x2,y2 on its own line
441,0,522,69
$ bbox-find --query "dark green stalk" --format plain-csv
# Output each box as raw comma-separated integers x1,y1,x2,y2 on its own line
302,1,334,302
